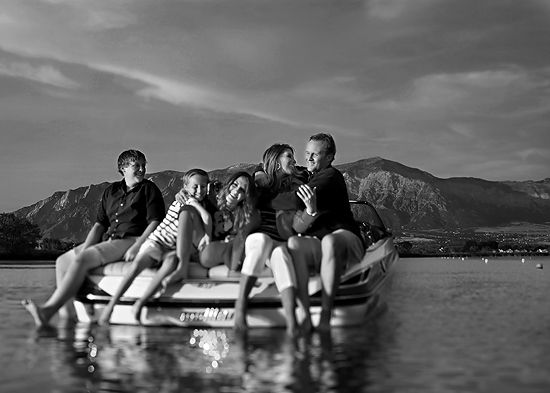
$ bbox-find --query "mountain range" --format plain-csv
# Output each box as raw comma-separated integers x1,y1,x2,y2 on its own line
13,157,550,242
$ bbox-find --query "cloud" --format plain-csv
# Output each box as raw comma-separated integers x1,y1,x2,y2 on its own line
38,0,137,30
516,148,550,161
0,61,79,89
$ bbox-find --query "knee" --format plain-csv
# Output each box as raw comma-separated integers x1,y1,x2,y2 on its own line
74,249,99,269
245,233,272,251
55,253,71,271
287,236,301,252
321,234,340,254
271,245,290,266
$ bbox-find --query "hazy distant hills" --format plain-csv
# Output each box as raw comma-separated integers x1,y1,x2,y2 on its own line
13,157,550,242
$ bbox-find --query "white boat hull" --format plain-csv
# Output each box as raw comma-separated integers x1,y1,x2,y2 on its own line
74,235,398,328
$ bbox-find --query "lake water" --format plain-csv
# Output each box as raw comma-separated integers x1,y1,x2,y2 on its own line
1,257,549,393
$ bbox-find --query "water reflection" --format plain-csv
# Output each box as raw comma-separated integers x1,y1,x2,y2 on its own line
22,317,390,393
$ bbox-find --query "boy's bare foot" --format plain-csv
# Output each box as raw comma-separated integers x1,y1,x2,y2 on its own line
22,299,49,328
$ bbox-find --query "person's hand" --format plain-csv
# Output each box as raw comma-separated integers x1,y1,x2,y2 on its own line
297,185,317,215
123,243,140,261
186,196,200,206
197,234,211,252
175,189,186,204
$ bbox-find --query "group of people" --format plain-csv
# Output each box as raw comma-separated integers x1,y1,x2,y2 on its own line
23,133,365,336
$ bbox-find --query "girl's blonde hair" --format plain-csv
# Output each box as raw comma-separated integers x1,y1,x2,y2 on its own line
180,168,209,198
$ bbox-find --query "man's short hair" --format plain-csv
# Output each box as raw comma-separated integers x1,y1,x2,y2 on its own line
117,149,146,175
309,133,336,157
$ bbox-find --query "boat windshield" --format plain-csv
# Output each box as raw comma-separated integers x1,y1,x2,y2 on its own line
350,200,391,247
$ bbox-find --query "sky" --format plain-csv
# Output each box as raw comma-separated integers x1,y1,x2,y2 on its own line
1,0,550,213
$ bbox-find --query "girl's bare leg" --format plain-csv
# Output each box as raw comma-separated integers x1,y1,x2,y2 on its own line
234,233,273,331
133,254,178,323
163,207,204,285
98,254,156,325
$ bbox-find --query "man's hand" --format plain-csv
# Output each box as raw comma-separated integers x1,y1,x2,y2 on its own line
297,184,317,215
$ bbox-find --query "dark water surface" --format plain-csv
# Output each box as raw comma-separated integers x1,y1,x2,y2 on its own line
1,257,549,392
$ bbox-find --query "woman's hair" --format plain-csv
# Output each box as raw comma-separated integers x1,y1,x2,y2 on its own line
261,143,298,192
117,149,146,175
217,171,257,232
181,168,209,197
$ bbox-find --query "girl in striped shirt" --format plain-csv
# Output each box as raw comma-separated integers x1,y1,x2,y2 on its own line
98,168,212,325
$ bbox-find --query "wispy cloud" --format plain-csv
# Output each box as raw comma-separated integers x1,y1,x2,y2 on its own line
0,61,79,89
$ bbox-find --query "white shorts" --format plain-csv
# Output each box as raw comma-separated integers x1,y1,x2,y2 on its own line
135,239,171,267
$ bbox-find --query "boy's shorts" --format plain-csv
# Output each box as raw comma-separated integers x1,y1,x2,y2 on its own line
65,237,139,266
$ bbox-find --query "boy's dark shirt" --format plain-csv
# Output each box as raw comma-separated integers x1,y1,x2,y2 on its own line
270,166,361,240
97,178,165,240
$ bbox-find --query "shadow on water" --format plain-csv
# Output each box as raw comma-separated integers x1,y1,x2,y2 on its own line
18,299,393,393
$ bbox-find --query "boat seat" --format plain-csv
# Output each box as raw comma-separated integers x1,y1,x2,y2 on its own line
90,261,274,280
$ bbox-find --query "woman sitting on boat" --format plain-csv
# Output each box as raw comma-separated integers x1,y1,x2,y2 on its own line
198,171,260,272
234,143,318,336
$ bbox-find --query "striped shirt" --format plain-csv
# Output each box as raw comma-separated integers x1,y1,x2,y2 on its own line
147,200,184,249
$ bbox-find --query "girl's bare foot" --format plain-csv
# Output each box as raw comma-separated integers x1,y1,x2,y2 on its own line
97,305,113,326
22,299,49,328
132,301,144,324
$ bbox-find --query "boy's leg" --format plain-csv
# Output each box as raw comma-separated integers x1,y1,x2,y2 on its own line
23,238,135,328
24,247,105,327
234,233,273,331
55,244,84,321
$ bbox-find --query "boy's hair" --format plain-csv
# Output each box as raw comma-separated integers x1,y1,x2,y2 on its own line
217,171,257,232
261,143,298,192
117,150,147,175
309,133,336,158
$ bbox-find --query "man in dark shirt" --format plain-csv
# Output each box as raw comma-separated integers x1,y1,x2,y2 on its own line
275,133,365,332
23,149,165,328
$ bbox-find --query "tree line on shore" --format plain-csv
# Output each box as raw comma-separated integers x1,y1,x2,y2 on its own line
1,212,547,260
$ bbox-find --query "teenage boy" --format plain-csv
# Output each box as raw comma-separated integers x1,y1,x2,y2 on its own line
23,149,165,328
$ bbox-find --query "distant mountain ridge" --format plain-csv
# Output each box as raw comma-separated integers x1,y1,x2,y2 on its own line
13,157,550,242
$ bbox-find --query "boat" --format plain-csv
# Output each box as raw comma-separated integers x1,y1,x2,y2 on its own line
74,200,399,328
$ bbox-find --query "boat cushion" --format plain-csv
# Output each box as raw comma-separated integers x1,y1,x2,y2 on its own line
90,261,274,279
